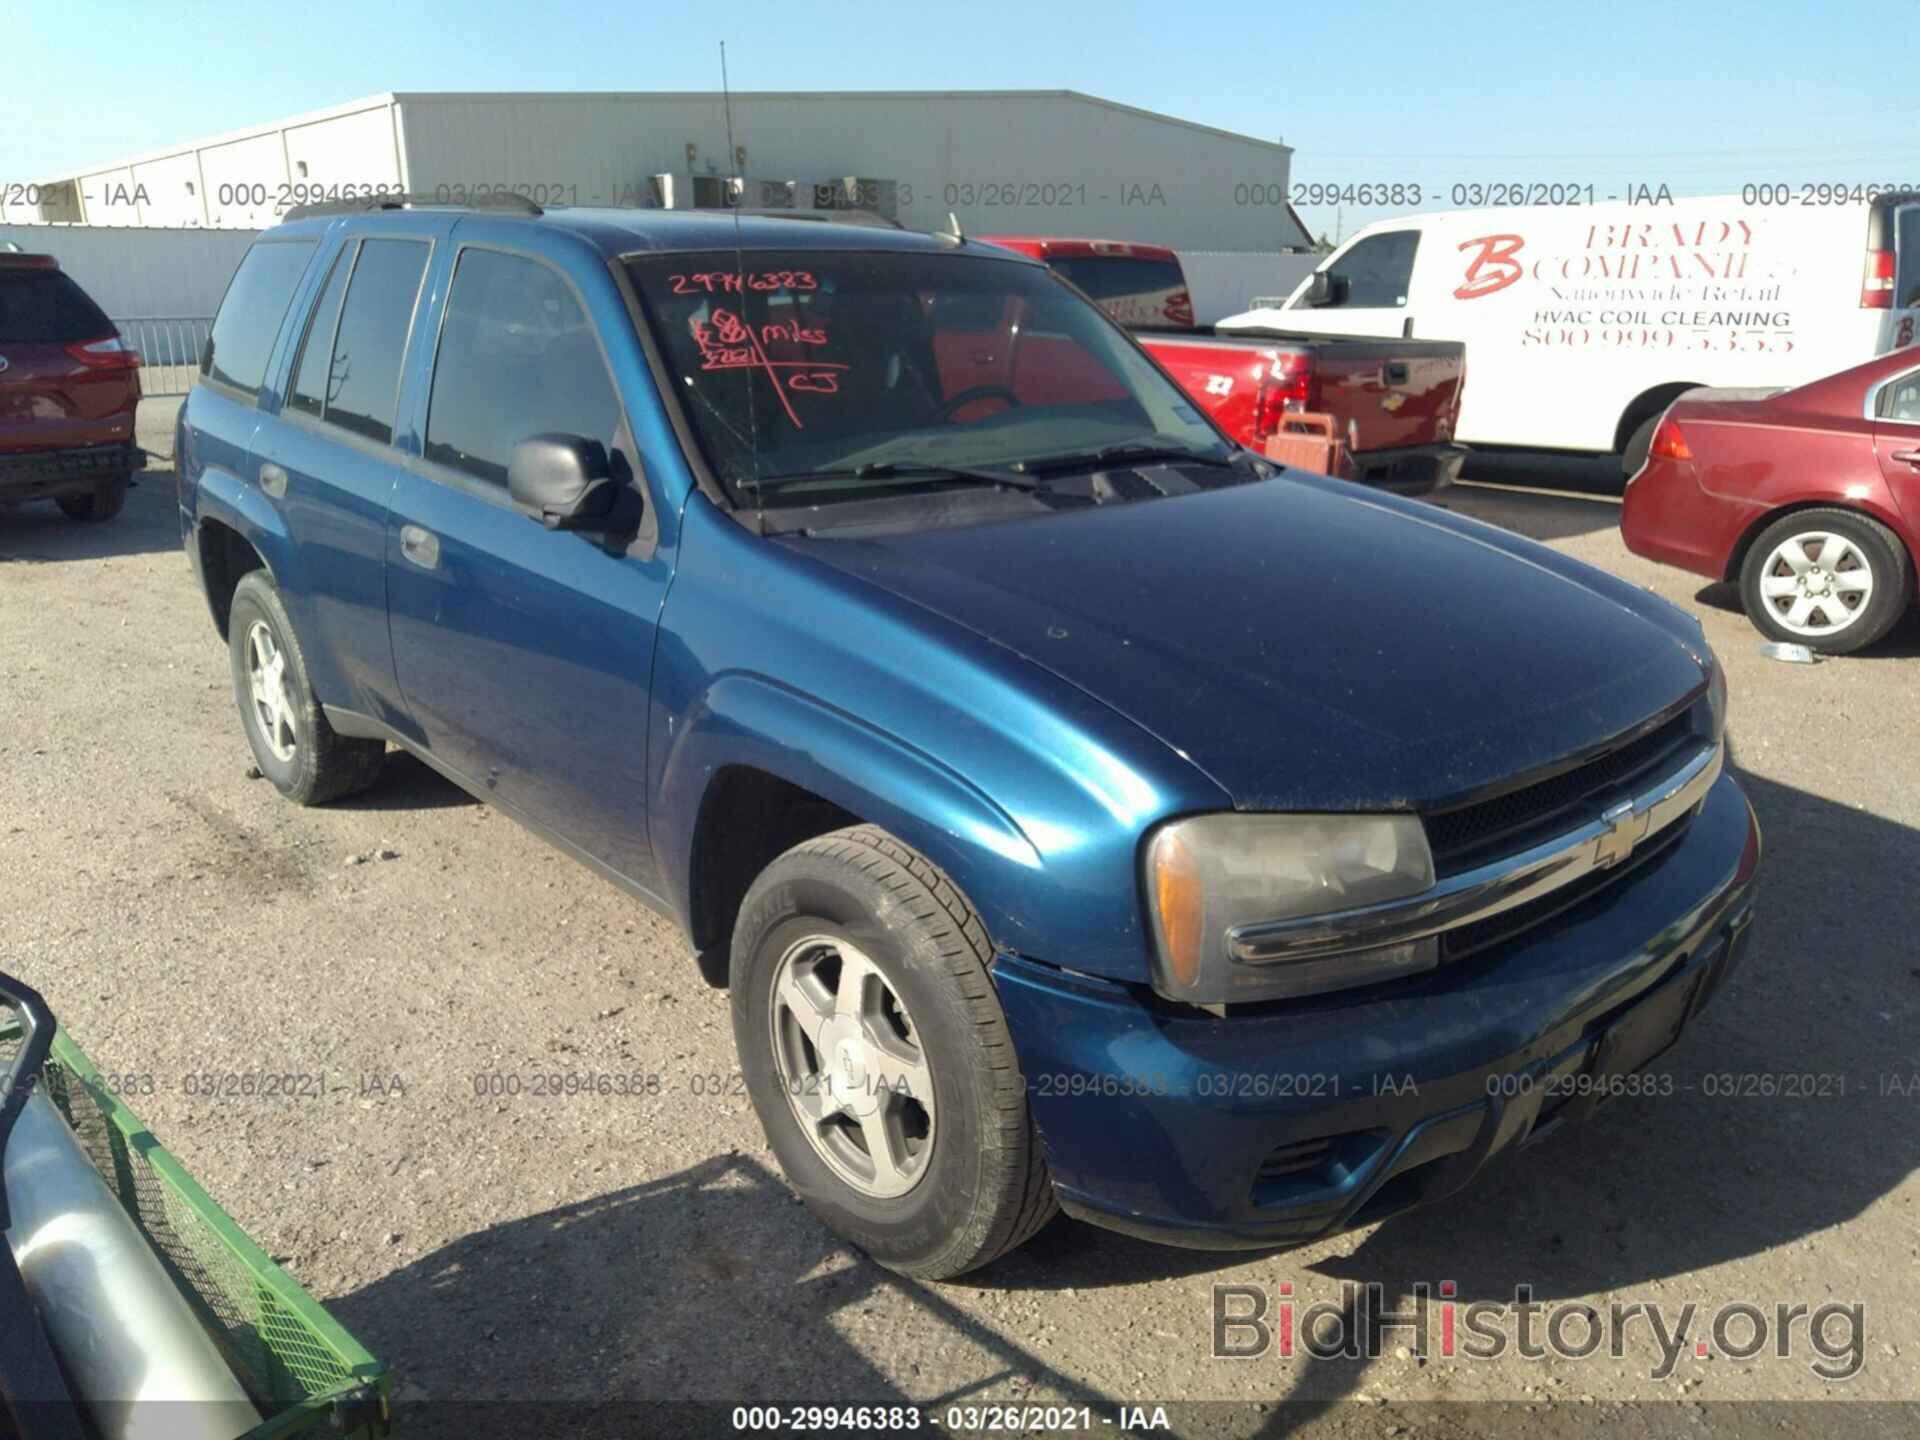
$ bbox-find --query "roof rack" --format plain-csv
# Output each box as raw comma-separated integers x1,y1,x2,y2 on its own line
281,191,543,223
733,207,904,230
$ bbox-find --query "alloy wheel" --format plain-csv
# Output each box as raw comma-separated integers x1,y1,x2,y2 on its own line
246,621,298,763
768,934,935,1198
1756,531,1874,638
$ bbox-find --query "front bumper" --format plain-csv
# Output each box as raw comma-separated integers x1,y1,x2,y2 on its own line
1348,442,1466,497
0,442,144,503
995,771,1760,1249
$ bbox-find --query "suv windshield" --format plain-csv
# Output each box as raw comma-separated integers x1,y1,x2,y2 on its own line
626,249,1227,506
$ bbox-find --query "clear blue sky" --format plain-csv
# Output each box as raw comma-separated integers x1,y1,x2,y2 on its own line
6,0,1914,237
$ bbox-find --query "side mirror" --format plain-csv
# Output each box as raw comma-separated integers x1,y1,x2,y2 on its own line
1302,271,1332,308
508,433,619,530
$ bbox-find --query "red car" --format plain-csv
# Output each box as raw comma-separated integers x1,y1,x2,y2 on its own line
0,252,143,522
1621,347,1920,653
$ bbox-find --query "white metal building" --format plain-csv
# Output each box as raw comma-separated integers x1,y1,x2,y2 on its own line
4,90,1313,253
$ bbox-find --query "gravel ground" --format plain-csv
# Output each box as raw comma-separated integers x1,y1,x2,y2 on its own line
2,403,1915,1436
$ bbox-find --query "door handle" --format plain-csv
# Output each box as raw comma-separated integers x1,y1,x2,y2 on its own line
1891,450,1920,465
1383,362,1410,385
258,462,288,498
399,524,440,570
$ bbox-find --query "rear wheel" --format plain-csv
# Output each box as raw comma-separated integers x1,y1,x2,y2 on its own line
227,571,387,804
1739,508,1912,654
55,472,129,522
731,825,1056,1278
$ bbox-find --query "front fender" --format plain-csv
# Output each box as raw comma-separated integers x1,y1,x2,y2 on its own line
655,673,1048,958
647,495,1227,984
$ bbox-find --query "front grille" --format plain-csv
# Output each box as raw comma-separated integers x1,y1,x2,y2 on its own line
1425,712,1696,877
1440,810,1692,962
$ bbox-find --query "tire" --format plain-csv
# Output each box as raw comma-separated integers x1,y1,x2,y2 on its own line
1621,412,1661,483
730,825,1057,1279
227,570,386,804
56,473,129,522
1739,508,1913,655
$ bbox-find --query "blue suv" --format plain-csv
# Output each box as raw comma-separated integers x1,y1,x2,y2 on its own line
178,198,1760,1278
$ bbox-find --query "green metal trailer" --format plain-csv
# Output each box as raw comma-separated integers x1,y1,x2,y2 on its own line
1,975,392,1439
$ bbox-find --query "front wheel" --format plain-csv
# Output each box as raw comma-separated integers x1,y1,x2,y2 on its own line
730,825,1057,1278
1739,508,1912,655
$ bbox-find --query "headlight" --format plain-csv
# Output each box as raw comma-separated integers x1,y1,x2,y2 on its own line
1144,813,1436,1007
1703,643,1728,741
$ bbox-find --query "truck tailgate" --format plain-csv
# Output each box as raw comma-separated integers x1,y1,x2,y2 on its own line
1138,329,1464,455
1298,335,1465,452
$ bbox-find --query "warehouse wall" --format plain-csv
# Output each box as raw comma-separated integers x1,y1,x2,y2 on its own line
0,225,256,315
1181,251,1320,324
3,98,403,228
394,91,1305,252
11,91,1307,253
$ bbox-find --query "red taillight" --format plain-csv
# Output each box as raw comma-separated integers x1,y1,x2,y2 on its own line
1650,416,1692,462
65,335,142,370
1863,249,1895,309
1252,352,1315,441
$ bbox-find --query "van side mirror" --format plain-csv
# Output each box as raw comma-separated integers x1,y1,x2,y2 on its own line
508,434,620,530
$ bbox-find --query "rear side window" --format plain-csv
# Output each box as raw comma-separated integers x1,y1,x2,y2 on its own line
1896,205,1920,310
288,248,351,418
424,249,620,486
1045,255,1191,328
287,239,428,444
1314,230,1419,309
203,240,316,395
0,269,113,342
1878,368,1920,423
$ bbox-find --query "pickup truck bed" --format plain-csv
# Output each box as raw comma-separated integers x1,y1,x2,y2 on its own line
1137,326,1467,493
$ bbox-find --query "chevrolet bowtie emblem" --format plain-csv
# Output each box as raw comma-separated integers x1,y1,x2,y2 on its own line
1594,799,1652,869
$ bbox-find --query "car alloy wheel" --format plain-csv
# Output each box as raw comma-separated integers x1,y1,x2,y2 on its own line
245,620,299,763
767,933,935,1199
1754,530,1874,638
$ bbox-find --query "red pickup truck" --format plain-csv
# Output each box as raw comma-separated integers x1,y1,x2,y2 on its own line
983,237,1466,494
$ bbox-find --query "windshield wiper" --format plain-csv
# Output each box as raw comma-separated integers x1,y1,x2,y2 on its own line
1011,441,1236,476
740,460,1039,496
853,460,1039,489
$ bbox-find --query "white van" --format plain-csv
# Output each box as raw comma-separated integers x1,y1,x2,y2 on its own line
1218,192,1920,474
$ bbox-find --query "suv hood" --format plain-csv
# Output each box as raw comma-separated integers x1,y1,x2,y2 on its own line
787,478,1709,811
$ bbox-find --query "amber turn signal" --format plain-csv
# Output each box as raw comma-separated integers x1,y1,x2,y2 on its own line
1149,828,1205,989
